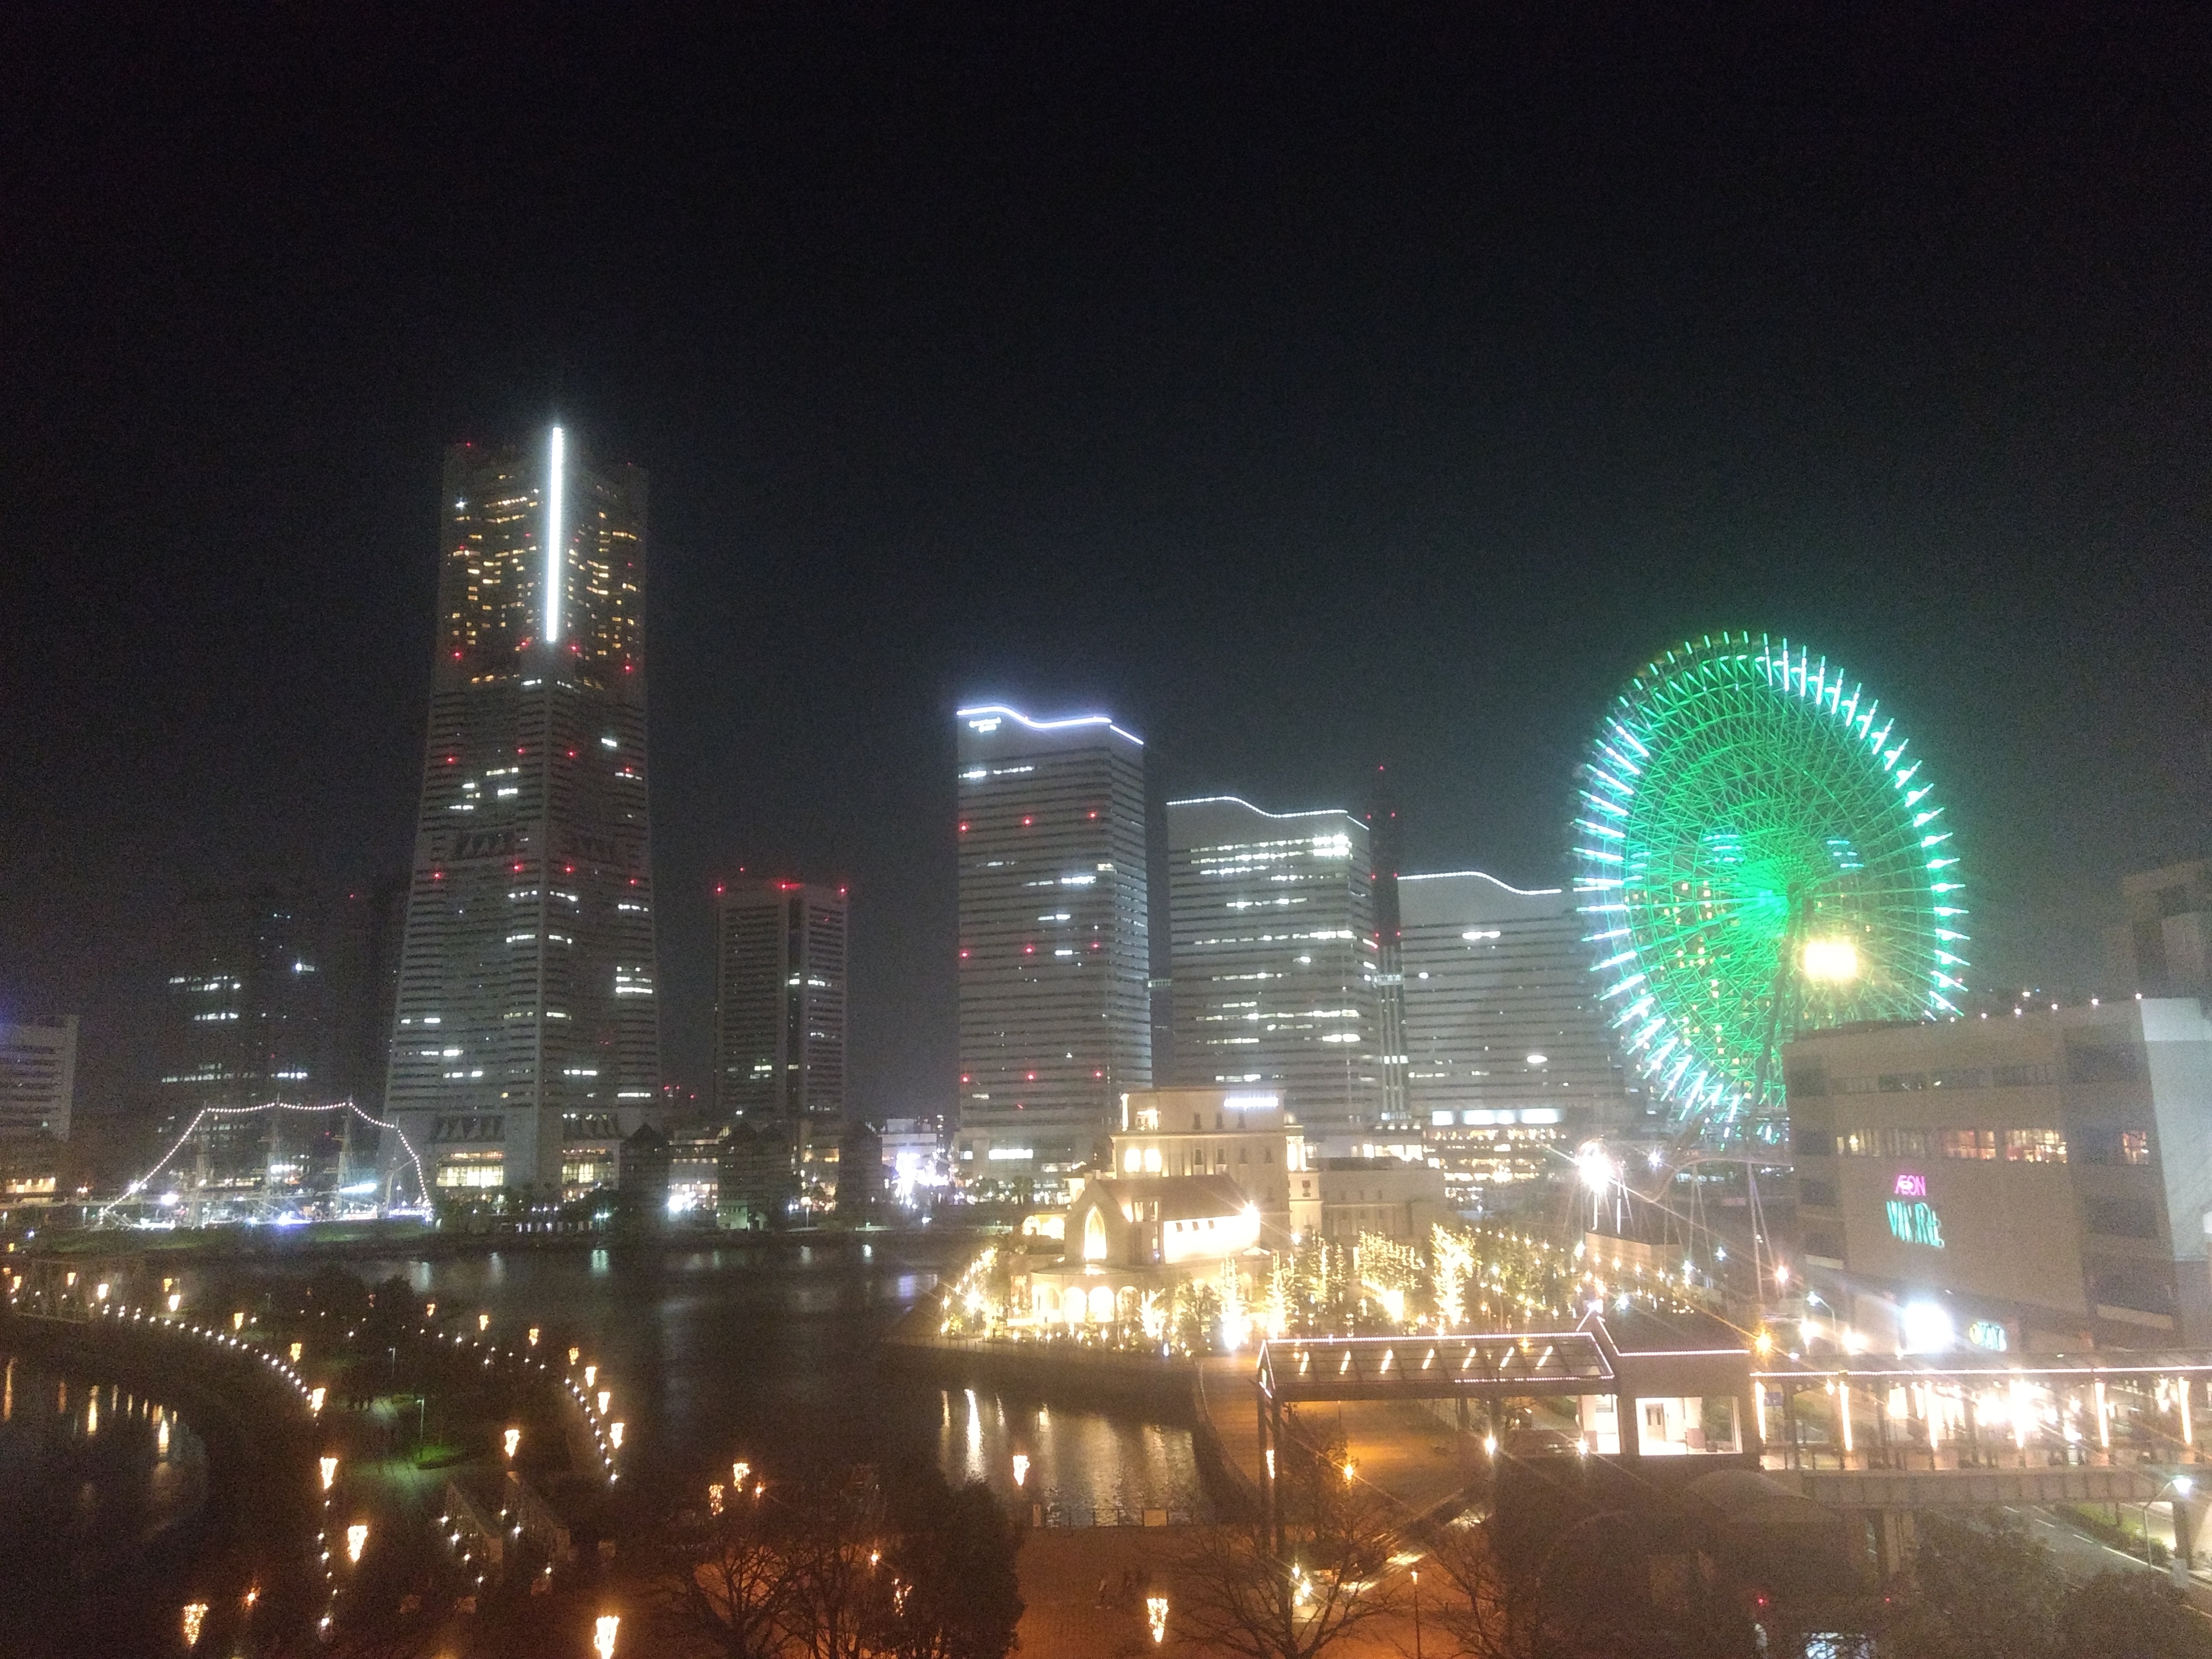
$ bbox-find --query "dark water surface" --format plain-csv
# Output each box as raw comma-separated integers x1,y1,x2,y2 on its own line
343,1237,1208,1520
0,1355,211,1618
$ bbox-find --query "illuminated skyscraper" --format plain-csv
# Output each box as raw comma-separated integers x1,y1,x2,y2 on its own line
956,705,1149,1185
1400,870,1639,1201
383,430,658,1200
714,879,848,1129
1166,796,1382,1142
1362,765,1409,1126
159,888,329,1199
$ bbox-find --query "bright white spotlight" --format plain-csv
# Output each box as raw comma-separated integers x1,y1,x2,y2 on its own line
1901,1301,1956,1354
1800,937,1861,984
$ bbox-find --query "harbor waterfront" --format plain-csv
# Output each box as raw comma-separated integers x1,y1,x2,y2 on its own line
51,1231,1217,1522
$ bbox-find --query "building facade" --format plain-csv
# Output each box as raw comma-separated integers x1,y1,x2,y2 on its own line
1786,999,2212,1351
384,429,660,1200
1111,1085,1304,1244
713,879,848,1129
0,1015,76,1200
956,704,1151,1187
1363,766,1410,1124
1166,796,1382,1143
160,889,334,1199
1400,870,1639,1203
2108,859,2212,1003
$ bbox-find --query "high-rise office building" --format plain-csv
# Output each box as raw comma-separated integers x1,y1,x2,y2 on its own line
0,1015,76,1200
1363,765,1409,1126
956,704,1150,1184
1166,796,1382,1142
0,1016,76,1143
160,889,331,1197
1400,870,1639,1202
384,429,659,1199
714,879,849,1129
2106,859,2212,1003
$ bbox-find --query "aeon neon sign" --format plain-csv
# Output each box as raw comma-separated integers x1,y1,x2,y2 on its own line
1886,1172,1943,1246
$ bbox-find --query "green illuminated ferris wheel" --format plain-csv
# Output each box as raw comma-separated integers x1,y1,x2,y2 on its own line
1573,633,1969,1142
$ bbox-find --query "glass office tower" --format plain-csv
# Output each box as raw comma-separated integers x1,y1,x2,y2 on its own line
383,430,659,1200
1166,795,1382,1143
1400,870,1638,1202
714,878,849,1129
955,705,1150,1189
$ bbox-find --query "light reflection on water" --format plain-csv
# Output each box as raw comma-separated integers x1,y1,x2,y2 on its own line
0,1356,208,1564
336,1241,1207,1515
943,1388,1203,1521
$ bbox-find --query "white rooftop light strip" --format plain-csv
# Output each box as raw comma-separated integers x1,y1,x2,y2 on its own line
544,425,566,644
1395,870,1562,896
1164,795,1364,826
955,703,1143,745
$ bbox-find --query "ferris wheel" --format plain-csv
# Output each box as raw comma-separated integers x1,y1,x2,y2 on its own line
1573,633,1968,1144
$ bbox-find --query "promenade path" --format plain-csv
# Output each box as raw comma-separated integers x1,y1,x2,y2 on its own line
1198,1354,1481,1520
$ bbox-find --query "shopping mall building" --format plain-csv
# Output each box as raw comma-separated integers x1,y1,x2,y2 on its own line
1785,998,2212,1352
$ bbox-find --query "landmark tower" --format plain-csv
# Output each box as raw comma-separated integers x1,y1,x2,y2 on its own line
383,430,659,1199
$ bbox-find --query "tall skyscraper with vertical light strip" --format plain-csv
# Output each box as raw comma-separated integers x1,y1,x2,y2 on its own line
955,705,1150,1186
383,430,659,1199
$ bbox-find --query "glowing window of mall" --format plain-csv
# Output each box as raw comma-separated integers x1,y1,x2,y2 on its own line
562,1157,610,1187
435,1152,505,1189
2003,1129,2067,1163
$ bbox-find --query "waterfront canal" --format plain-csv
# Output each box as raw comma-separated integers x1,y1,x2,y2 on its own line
0,1354,214,1651
338,1236,1211,1520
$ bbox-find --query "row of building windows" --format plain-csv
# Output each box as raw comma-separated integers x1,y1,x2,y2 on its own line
1809,1125,2154,1164
1791,1062,2059,1095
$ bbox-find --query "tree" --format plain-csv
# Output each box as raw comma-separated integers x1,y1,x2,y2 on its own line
880,1472,1023,1659
1175,1428,1404,1659
1886,1513,2065,1659
2062,1571,2212,1659
660,1484,811,1659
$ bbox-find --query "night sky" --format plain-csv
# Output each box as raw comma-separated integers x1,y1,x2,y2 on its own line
5,8,2210,1148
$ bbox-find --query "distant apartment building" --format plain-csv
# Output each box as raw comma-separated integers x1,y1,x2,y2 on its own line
714,879,848,1129
2107,859,2212,1003
1401,870,1639,1204
0,1015,77,1199
1166,796,1382,1143
384,430,660,1201
1787,998,2212,1351
955,705,1150,1187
